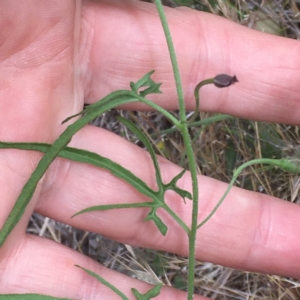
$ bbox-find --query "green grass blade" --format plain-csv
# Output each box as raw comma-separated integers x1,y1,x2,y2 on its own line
75,265,130,300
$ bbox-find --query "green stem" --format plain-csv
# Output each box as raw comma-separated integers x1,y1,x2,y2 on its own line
153,1,199,298
135,94,181,127
188,78,214,123
153,0,186,120
162,203,190,234
197,158,287,228
152,114,234,136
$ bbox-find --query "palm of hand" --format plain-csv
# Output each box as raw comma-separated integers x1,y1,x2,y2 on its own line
1,1,300,300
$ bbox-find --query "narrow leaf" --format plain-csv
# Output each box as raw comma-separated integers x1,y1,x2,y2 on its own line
131,284,163,300
0,90,139,248
0,142,156,199
131,70,155,90
75,265,130,300
139,83,162,97
0,71,166,248
61,108,87,124
62,92,133,124
164,170,192,201
130,70,162,97
117,117,163,189
0,142,164,230
72,202,153,218
144,208,168,236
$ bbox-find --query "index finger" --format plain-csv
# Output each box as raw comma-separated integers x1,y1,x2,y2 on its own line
81,0,300,124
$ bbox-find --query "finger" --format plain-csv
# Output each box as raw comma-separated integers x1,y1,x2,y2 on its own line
81,0,300,124
0,235,209,300
36,125,300,278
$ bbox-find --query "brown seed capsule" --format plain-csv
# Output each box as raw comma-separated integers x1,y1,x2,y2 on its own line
214,74,238,88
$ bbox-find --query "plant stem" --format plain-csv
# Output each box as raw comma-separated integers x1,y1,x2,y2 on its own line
153,1,199,298
162,203,190,234
152,114,234,136
197,158,288,228
153,0,186,120
188,78,214,123
135,94,181,127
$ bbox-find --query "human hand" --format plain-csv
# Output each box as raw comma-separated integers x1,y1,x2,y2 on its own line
1,1,300,299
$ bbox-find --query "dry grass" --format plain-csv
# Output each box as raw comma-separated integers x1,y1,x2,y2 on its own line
27,1,300,299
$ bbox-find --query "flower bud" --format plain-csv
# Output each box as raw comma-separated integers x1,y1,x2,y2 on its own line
278,158,300,174
214,74,238,88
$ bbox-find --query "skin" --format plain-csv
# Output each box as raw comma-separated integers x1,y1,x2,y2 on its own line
0,0,300,299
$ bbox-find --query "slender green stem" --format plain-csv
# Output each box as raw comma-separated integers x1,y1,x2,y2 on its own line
153,0,186,119
152,114,234,136
162,203,190,234
134,94,181,128
182,127,199,300
153,1,199,298
197,158,287,228
188,78,214,123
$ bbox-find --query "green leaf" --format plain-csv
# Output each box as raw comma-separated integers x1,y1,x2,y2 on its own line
62,91,134,124
61,105,93,124
131,284,163,300
72,202,153,218
75,265,130,300
0,141,168,232
0,89,140,248
164,169,192,202
0,142,156,200
130,70,162,97
139,83,162,98
117,117,163,190
0,295,71,300
144,208,168,236
133,70,155,89
0,69,181,247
